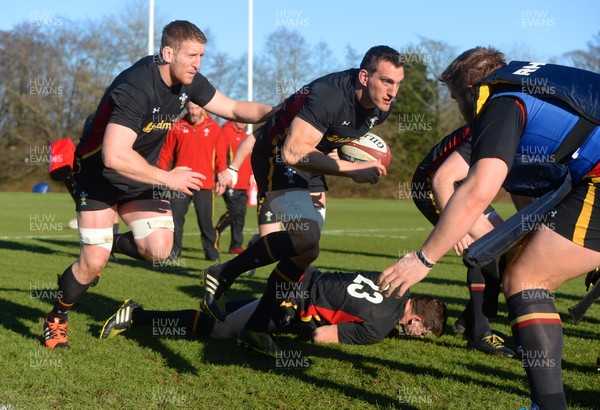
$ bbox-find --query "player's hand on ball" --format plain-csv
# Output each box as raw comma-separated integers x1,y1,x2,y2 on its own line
349,161,386,184
165,166,205,195
378,252,431,298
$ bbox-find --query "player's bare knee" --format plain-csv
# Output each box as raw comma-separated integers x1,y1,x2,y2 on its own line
77,249,109,280
78,227,112,276
502,263,544,297
137,237,173,261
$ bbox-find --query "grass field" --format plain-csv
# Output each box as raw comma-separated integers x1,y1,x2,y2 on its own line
0,192,598,409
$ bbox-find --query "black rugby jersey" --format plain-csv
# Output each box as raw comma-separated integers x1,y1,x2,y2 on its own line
252,69,391,192
75,55,216,189
411,124,471,225
292,270,408,345
256,69,389,152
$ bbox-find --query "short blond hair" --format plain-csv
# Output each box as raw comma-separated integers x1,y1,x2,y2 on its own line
160,20,207,53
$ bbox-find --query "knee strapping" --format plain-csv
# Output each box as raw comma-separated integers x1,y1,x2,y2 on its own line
129,216,174,239
79,227,113,251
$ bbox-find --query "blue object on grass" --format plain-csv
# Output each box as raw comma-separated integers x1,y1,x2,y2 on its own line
33,182,50,193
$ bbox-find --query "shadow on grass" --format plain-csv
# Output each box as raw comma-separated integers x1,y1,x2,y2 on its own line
35,237,78,249
319,247,398,260
198,332,540,407
97,256,203,280
0,239,78,258
69,292,201,375
0,298,48,342
200,336,406,408
562,356,600,376
466,358,599,408
120,328,200,375
561,326,600,341
420,275,469,288
563,387,599,408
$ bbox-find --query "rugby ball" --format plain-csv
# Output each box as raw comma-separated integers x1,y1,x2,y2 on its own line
67,218,78,230
338,133,391,168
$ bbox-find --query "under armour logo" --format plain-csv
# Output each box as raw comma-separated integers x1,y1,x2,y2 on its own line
341,120,351,126
548,209,558,218
153,107,160,113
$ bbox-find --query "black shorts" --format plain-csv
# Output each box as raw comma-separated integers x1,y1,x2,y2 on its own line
251,143,330,193
410,167,439,226
74,173,168,212
548,180,600,252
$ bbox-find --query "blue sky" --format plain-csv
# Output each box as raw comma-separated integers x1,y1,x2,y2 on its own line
4,0,599,65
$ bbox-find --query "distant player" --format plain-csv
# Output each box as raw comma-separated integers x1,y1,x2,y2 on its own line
101,269,447,345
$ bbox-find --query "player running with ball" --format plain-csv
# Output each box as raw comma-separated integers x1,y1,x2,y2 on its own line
202,45,404,356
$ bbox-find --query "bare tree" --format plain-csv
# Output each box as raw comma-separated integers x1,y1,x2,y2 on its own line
564,31,600,72
0,0,168,188
253,27,314,104
401,37,462,137
201,28,247,104
344,44,362,68
312,40,341,78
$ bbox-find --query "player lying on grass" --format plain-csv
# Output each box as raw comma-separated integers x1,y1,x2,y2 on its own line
100,269,446,346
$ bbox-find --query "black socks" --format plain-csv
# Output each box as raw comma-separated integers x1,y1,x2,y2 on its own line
244,259,305,332
49,265,94,320
507,290,567,410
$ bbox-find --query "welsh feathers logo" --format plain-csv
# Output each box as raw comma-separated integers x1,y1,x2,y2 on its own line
179,93,188,109
285,167,296,184
368,116,379,129
79,191,88,206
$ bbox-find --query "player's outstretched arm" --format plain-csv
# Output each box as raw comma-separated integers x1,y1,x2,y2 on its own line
379,157,507,298
103,123,205,195
203,90,279,124
431,150,469,211
432,150,497,253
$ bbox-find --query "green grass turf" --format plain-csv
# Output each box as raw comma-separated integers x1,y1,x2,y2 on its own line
0,192,598,409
